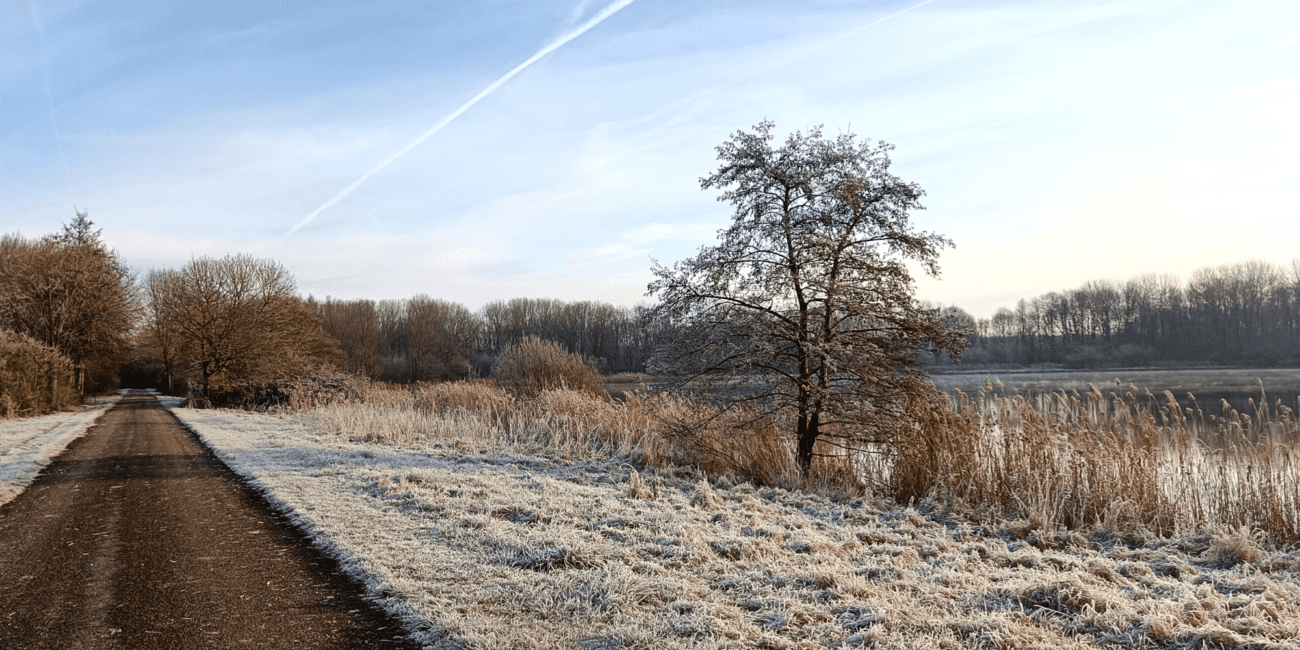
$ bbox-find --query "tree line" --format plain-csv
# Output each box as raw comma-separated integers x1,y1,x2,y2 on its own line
7,207,1300,419
946,259,1300,368
1,212,135,415
2,210,669,411
312,296,663,384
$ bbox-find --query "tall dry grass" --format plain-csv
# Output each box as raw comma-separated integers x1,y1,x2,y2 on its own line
290,375,1300,542
294,378,858,493
894,383,1300,542
494,336,604,398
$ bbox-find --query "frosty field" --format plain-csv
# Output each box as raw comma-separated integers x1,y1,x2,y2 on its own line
0,394,119,507
165,399,1300,650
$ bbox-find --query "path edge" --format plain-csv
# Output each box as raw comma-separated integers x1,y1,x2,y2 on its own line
0,393,124,509
160,399,466,650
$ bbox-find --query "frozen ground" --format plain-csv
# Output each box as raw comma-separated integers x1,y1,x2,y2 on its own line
0,393,120,507
166,401,1300,650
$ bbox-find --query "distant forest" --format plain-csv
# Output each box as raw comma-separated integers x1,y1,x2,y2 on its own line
178,257,1300,387
318,259,1300,385
311,296,668,383
939,259,1300,369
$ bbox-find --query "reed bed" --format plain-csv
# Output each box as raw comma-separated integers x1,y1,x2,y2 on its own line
300,380,832,492
295,378,1300,543
895,383,1300,542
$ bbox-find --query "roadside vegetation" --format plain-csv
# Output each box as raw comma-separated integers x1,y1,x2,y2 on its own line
1,211,135,416
0,213,136,390
0,329,78,418
289,370,1300,544
139,255,342,407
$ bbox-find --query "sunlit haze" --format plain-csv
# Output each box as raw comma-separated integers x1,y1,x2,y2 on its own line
4,0,1298,317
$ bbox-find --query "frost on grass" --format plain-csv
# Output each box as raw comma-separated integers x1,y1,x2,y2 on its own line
168,401,1300,650
0,393,120,507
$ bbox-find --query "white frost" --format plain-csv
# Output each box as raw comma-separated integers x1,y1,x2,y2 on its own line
166,400,1300,649
0,393,121,507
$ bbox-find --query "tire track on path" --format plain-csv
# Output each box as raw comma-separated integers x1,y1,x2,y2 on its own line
0,394,423,649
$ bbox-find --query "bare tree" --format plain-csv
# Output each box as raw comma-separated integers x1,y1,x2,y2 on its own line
648,121,966,474
315,297,385,378
406,295,479,381
148,255,339,405
0,212,136,394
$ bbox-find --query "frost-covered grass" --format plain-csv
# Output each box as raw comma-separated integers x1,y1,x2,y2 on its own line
167,397,1300,649
0,392,120,506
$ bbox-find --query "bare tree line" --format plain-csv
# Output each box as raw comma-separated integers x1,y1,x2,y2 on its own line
140,255,340,405
951,259,1300,367
10,206,1299,425
311,296,666,384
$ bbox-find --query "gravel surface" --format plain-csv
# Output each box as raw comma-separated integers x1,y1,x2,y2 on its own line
0,394,424,649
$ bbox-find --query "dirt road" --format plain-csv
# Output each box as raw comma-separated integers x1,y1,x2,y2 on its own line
0,395,422,649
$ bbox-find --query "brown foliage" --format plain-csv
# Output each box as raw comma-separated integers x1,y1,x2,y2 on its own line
314,298,385,379
144,255,341,406
0,329,78,418
0,218,135,394
494,336,604,398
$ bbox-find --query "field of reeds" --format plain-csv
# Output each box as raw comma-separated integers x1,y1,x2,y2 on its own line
895,383,1299,542
291,374,1300,544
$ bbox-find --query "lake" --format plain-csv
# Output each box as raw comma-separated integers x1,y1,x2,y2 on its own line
927,367,1300,415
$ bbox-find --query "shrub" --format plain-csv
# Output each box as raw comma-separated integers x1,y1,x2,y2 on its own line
204,367,371,411
413,380,511,415
494,336,604,398
0,328,79,418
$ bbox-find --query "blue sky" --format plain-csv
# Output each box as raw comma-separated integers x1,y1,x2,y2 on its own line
3,0,1299,317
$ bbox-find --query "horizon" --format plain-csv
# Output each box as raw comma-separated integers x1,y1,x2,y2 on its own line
4,0,1299,320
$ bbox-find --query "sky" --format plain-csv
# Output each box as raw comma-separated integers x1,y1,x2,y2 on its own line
3,0,1299,319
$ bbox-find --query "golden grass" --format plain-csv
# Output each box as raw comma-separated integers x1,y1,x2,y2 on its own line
495,336,605,398
291,376,1300,543
894,383,1300,542
296,379,861,496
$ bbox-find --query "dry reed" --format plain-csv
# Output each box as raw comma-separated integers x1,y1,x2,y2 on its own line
292,376,1300,543
494,336,604,398
894,383,1300,542
297,379,858,494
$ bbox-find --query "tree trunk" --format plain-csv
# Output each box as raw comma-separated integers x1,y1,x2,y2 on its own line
198,362,212,409
46,361,56,412
796,412,820,475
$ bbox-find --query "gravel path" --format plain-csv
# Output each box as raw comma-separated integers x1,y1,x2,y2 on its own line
0,394,423,649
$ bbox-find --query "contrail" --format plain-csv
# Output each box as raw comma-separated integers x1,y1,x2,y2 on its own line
26,0,71,183
288,0,638,235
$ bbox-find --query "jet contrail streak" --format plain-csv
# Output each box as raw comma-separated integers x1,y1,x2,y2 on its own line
27,0,71,183
288,0,638,235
